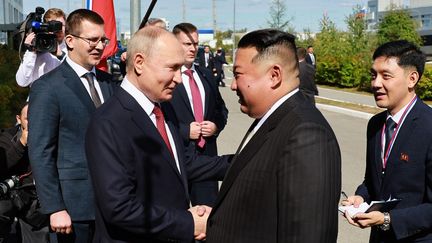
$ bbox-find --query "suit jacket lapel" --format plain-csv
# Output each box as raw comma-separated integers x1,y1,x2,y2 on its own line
116,89,185,186
382,101,420,183
95,69,112,100
176,84,194,118
213,92,303,212
195,67,211,117
62,62,95,114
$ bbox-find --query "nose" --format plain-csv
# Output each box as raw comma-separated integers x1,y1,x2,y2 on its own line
371,75,382,90
230,77,237,91
173,69,182,84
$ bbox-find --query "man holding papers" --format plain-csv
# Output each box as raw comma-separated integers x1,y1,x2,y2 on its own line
342,40,432,242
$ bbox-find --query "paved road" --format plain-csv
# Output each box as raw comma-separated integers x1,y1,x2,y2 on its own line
216,85,371,242
318,87,377,107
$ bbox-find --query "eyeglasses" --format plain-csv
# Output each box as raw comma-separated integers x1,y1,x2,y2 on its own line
70,34,110,47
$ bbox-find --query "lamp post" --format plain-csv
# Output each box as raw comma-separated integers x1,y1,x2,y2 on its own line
232,0,236,62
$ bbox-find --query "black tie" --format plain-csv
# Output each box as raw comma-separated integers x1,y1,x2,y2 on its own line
83,72,102,108
384,118,397,154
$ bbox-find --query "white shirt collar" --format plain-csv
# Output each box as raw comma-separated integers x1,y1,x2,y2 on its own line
120,77,155,116
253,88,299,134
66,57,96,78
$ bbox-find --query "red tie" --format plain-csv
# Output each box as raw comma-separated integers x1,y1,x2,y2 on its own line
153,104,174,156
184,69,205,148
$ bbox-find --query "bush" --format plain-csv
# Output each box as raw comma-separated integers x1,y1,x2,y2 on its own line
416,68,432,100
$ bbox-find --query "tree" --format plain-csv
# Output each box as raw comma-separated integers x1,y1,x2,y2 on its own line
267,0,293,32
377,7,422,46
0,45,27,128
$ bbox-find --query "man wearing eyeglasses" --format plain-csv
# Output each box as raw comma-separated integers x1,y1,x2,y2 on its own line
205,29,341,243
28,9,116,243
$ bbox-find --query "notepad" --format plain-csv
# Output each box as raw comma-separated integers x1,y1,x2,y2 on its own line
339,198,401,218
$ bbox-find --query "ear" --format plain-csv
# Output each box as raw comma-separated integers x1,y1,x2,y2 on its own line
407,70,419,89
133,53,146,75
16,115,21,125
269,64,282,89
65,35,74,49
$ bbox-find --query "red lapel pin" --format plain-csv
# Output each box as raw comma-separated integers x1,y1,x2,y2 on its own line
400,153,409,162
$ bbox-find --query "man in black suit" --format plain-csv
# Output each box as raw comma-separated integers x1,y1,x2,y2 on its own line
198,45,215,74
305,45,316,68
28,9,115,242
85,26,230,243
297,47,318,103
342,41,432,242
206,29,341,243
171,23,228,207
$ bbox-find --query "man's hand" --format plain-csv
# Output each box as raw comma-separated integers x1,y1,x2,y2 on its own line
50,210,73,234
200,121,217,137
188,205,212,240
120,52,127,62
346,211,385,228
341,195,364,207
190,122,201,140
24,32,36,49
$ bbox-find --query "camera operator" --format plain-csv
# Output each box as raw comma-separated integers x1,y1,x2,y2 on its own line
16,8,67,88
0,103,49,243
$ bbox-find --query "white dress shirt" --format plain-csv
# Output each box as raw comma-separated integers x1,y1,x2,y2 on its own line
66,57,105,104
121,77,181,172
181,65,206,115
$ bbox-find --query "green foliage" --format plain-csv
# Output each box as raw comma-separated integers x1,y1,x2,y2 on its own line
0,45,28,128
314,8,376,90
377,8,423,46
416,68,432,100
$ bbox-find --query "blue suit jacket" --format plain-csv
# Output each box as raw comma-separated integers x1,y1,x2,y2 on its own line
170,65,228,157
28,61,115,221
85,87,230,242
356,98,432,242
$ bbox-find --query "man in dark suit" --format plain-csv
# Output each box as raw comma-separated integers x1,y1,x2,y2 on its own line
342,41,432,242
198,45,215,74
297,47,318,103
28,9,115,242
85,26,230,243
305,45,316,68
171,23,228,207
206,29,341,243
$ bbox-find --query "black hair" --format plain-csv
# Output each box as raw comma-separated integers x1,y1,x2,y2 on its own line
373,40,426,80
238,28,297,63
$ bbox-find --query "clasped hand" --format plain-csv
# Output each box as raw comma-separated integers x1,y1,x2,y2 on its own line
190,121,217,139
188,205,212,240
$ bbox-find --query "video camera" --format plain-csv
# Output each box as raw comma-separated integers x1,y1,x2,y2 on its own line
13,7,62,54
0,176,19,198
31,7,62,53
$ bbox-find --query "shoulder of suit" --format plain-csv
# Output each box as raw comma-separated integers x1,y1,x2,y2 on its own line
95,69,114,82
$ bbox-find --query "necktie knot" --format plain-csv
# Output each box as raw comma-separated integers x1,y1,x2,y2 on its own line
184,69,193,78
83,72,95,87
83,72,101,108
386,118,397,131
153,104,163,119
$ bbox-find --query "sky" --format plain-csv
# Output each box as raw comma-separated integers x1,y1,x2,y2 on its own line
24,0,369,34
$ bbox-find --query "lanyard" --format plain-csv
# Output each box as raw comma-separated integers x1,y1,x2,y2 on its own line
381,95,417,169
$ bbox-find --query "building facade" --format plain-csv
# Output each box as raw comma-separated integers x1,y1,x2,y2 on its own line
0,0,23,44
366,0,432,57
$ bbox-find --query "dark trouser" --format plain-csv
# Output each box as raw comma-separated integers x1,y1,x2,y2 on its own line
189,181,218,207
50,221,95,243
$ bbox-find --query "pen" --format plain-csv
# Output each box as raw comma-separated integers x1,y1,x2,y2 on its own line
341,191,348,200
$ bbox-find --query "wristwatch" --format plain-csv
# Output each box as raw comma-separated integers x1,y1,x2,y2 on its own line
380,212,391,231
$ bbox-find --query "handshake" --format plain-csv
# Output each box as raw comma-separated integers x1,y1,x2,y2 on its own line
188,205,212,240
